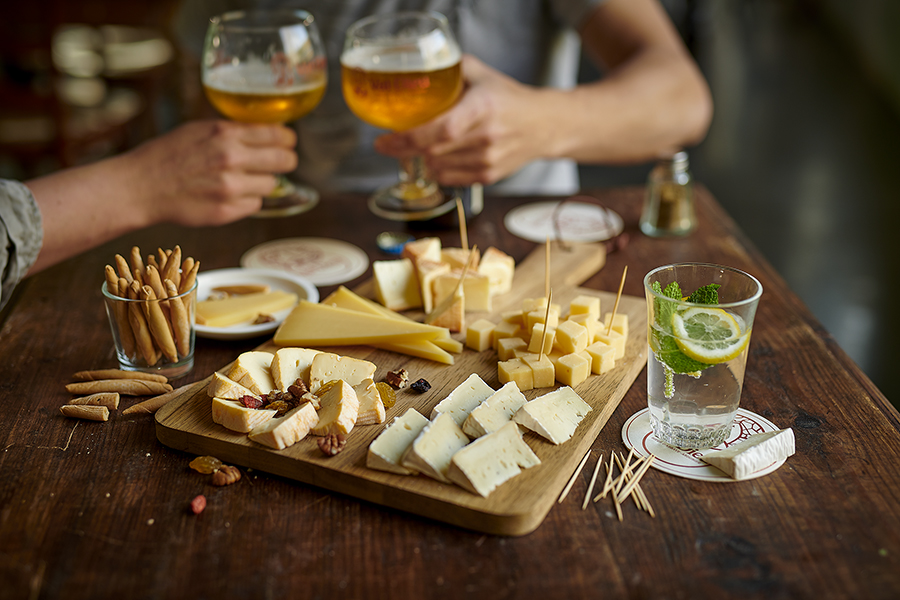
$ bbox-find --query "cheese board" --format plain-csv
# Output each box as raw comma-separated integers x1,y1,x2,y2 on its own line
156,243,648,536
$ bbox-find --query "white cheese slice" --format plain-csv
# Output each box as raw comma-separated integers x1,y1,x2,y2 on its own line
462,381,527,439
248,402,319,450
367,408,430,475
207,371,254,400
308,353,376,393
702,428,795,480
354,378,386,426
401,412,470,483
270,347,322,390
430,373,495,425
447,421,541,497
226,351,275,396
513,386,592,445
211,397,276,433
373,258,422,311
310,380,359,437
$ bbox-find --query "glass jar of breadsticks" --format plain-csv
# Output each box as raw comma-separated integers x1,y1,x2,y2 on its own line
101,246,199,378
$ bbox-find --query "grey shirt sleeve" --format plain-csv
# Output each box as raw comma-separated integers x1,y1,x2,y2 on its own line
0,179,43,311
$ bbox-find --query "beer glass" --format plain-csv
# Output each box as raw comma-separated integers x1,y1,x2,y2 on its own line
202,9,326,217
341,12,463,221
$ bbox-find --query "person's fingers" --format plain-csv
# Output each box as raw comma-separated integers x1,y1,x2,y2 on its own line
242,146,299,174
229,122,297,148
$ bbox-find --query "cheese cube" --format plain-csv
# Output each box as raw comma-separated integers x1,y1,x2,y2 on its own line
514,386,591,444
248,402,319,449
566,313,600,341
500,310,524,325
430,373,495,425
465,319,496,352
433,269,492,312
308,353,376,393
492,320,523,350
207,372,254,400
447,422,540,497
498,336,528,360
463,381,527,438
310,380,359,436
554,353,590,387
702,429,796,479
354,379,386,426
270,347,321,390
585,342,616,374
476,247,515,295
401,413,470,483
427,292,464,332
594,329,626,360
440,247,480,270
367,408,430,475
527,323,555,355
497,358,534,391
521,353,555,388
569,295,600,320
416,259,451,314
373,258,422,311
555,320,589,354
211,397,276,433
401,236,441,264
525,308,559,331
226,351,275,396
602,312,629,339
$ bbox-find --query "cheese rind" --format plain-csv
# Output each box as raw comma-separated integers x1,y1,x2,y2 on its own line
211,397,276,433
463,381,527,438
367,408,430,475
269,347,322,389
226,351,275,395
447,422,541,497
477,247,515,296
702,428,795,480
401,412,470,483
513,386,591,444
430,373,495,425
354,379,386,426
310,380,359,436
207,371,254,400
308,353,376,393
248,402,319,449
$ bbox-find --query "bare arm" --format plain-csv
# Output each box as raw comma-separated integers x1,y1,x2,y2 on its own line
25,120,297,273
374,0,713,186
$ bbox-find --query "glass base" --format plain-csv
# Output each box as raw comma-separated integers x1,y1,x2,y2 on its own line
254,179,319,218
649,411,732,450
117,356,194,380
368,184,457,222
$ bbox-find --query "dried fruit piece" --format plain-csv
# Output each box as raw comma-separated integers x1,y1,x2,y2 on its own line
385,368,409,389
410,378,431,393
190,494,206,515
211,465,241,486
240,395,263,409
315,380,340,397
189,455,223,474
375,381,397,408
317,433,347,457
265,400,291,417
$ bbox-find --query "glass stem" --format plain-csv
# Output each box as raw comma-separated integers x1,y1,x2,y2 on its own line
398,155,437,200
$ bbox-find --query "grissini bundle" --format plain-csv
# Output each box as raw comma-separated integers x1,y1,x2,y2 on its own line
105,265,136,358
127,280,161,366
141,285,178,363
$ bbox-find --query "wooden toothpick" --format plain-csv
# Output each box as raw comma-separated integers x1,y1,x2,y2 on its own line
544,236,551,299
582,453,604,510
607,265,628,335
456,195,468,251
539,288,552,360
558,449,591,504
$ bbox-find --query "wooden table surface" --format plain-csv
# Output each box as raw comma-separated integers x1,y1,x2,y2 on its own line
1,187,898,599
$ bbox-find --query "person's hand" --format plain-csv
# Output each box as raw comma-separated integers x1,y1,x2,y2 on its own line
374,55,557,187
125,120,298,225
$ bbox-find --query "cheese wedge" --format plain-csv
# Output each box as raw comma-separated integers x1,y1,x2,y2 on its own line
373,258,422,311
426,291,464,332
477,247,515,296
416,259,451,314
433,269,492,312
310,380,359,436
248,402,319,450
211,397,276,433
270,347,322,390
196,290,297,327
462,381,527,439
430,373,495,425
367,408,430,475
308,353,376,393
226,351,275,396
401,412,470,483
447,421,540,497
441,247,480,270
207,371,254,400
354,379,386,426
401,236,442,264
702,428,795,480
514,386,591,444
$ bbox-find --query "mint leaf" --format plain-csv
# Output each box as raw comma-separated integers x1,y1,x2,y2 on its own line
687,283,720,305
651,280,712,374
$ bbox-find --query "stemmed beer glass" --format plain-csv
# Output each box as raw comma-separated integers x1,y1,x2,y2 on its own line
202,9,326,217
341,11,463,221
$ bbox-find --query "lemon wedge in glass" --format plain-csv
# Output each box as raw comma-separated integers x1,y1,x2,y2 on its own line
671,307,749,364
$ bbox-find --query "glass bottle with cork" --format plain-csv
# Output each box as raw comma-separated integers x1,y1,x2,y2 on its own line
640,151,696,237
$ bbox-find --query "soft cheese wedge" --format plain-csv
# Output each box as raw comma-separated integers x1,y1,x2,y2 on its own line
207,371,254,400
248,402,319,450
308,353,376,393
270,347,321,390
226,351,275,396
354,379,386,426
211,397,276,433
196,290,298,327
462,381,528,439
310,380,359,437
447,421,541,497
430,373,495,426
513,386,592,445
367,408,430,475
401,412,470,483
702,428,796,480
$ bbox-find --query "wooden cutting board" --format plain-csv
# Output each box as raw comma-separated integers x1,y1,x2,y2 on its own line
156,243,648,536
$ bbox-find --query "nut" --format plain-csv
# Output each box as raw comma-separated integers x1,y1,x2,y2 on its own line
210,465,241,486
385,368,409,389
317,433,347,457
300,392,320,410
190,494,206,515
252,313,276,324
288,378,309,399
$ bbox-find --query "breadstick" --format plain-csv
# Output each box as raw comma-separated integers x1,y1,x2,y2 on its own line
130,246,145,285
147,255,159,271
66,379,172,395
165,279,192,357
72,369,168,383
144,265,167,304
163,245,182,289
114,254,134,283
181,257,195,285
61,404,109,422
141,286,178,363
68,392,120,410
128,281,160,366
180,260,199,294
112,277,137,358
157,248,168,273
104,265,120,296
123,381,202,415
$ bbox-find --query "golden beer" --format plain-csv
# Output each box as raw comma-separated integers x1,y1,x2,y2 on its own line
203,64,326,124
341,61,462,131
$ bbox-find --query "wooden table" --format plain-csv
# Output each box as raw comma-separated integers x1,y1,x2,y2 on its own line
1,187,898,599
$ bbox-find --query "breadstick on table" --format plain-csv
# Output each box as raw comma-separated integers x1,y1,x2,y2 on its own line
163,245,182,290
61,404,109,422
141,286,179,363
66,379,172,395
72,369,168,383
68,392,120,410
130,246,145,285
114,254,134,283
123,381,203,415
127,280,160,366
165,279,192,357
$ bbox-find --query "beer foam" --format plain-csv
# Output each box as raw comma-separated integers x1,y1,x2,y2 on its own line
341,32,461,73
203,63,324,95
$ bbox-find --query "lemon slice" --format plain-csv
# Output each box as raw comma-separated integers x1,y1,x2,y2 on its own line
671,307,748,364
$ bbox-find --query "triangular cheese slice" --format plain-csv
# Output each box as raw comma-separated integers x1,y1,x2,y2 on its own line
226,351,275,396
207,371,254,400
447,422,540,497
367,408,430,475
400,413,469,483
248,402,319,450
310,380,359,437
354,379,386,426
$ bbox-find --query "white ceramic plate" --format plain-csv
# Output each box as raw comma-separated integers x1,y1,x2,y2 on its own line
194,268,318,340
240,237,369,286
504,200,624,243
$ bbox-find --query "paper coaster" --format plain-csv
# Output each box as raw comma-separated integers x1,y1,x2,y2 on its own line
621,408,785,482
503,200,623,243
240,237,369,286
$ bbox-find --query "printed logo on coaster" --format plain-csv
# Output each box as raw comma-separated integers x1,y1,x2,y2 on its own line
241,237,369,286
504,200,624,243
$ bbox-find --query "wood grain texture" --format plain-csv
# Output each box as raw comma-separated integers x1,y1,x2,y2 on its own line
155,243,646,535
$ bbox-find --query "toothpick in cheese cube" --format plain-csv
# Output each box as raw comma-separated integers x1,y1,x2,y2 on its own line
527,323,555,355
521,353,555,388
602,312,629,339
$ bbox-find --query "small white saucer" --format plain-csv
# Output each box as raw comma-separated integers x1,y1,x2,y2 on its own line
240,237,369,286
504,199,624,243
621,408,786,482
194,268,318,340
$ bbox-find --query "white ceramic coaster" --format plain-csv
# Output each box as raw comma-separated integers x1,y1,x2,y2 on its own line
504,199,624,243
240,237,369,286
622,408,786,482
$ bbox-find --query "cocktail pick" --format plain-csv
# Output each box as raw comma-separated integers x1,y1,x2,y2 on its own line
456,195,468,251
544,236,551,299
539,288,553,361
607,265,628,335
